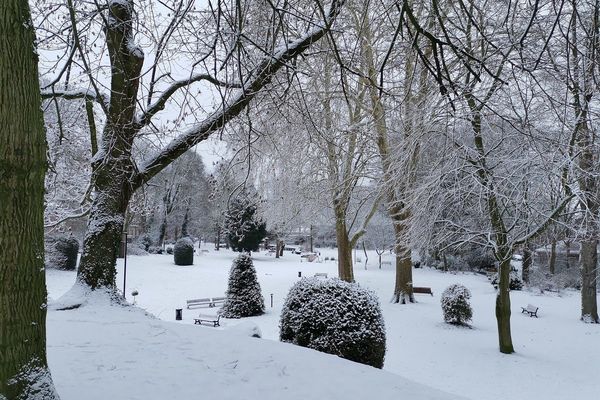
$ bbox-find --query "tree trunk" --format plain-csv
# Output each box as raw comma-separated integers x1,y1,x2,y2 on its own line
77,164,133,289
335,214,354,282
0,1,60,397
549,240,557,274
76,0,143,291
391,221,414,303
580,240,599,323
522,244,532,284
496,257,515,353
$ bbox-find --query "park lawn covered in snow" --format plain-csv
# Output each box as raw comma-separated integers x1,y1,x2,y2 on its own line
45,247,599,400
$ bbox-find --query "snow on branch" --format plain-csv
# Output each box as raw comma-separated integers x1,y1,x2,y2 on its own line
133,0,346,189
41,88,108,110
136,74,242,128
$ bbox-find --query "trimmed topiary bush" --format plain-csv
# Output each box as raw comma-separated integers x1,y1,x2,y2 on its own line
45,235,79,270
174,237,194,265
441,284,473,325
279,277,386,368
220,254,265,318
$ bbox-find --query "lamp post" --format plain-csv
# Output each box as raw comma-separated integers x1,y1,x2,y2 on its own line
122,232,128,299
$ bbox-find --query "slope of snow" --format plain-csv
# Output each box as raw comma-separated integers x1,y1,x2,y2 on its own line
45,246,600,400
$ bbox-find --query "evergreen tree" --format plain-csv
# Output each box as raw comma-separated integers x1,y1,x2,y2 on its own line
224,192,267,252
220,254,265,318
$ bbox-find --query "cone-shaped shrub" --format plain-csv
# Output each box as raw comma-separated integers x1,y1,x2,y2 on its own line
441,284,473,325
220,254,265,318
174,237,194,265
280,277,386,368
45,235,79,270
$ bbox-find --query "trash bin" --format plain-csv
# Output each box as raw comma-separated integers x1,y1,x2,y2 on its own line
175,308,183,321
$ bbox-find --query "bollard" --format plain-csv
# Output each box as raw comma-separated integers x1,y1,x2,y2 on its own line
270,293,273,308
298,271,302,277
175,308,183,321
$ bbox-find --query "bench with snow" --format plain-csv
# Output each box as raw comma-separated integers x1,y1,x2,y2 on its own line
314,273,328,278
186,297,226,309
412,287,433,296
194,314,221,327
521,304,539,317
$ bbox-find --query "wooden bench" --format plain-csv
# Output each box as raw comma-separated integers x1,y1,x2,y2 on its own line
194,314,221,327
412,287,433,296
186,297,225,309
521,304,539,317
314,273,328,278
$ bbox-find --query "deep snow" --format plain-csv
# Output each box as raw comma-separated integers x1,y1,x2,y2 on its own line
45,246,599,400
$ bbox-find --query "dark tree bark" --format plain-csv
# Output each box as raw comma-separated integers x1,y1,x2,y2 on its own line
0,1,60,397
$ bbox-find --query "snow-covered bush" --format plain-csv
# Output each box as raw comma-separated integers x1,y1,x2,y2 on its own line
279,277,386,368
441,284,473,325
220,254,265,318
224,191,267,252
45,235,79,270
174,237,194,265
138,234,153,251
491,271,523,290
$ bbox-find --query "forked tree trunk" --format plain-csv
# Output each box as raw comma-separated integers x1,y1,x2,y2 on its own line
0,1,59,397
76,0,143,291
580,240,599,323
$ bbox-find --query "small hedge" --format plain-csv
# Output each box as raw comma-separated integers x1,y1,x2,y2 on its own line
279,277,386,368
174,237,194,265
441,284,473,325
45,235,79,270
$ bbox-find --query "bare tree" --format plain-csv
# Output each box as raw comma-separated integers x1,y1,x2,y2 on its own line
38,0,346,294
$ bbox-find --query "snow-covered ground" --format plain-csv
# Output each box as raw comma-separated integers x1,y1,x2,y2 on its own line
45,246,599,400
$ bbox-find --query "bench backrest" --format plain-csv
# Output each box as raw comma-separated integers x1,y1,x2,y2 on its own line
526,304,538,312
187,298,212,304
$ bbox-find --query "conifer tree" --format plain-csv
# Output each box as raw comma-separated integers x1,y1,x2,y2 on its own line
220,254,265,318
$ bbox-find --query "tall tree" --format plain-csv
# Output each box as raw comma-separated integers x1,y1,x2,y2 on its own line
39,0,346,293
0,0,60,397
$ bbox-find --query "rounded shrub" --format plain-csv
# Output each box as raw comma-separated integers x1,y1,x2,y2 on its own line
45,235,79,270
279,277,386,368
220,254,265,318
174,237,194,265
441,284,473,325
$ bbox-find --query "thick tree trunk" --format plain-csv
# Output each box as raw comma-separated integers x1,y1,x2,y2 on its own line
77,169,132,289
580,240,599,323
76,0,143,291
496,257,515,353
335,215,354,282
0,1,60,397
